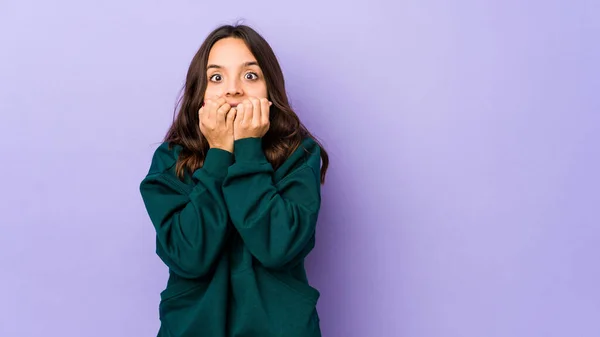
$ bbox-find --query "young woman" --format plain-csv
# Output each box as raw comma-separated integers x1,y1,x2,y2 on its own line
139,24,329,337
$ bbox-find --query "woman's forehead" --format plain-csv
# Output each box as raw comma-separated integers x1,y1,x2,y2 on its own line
207,38,257,67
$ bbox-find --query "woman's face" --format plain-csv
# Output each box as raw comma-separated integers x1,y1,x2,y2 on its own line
204,37,268,107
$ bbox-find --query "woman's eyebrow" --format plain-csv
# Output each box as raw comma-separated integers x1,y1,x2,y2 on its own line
207,61,259,70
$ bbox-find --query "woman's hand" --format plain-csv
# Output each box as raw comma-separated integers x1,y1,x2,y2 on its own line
199,97,237,153
234,97,271,140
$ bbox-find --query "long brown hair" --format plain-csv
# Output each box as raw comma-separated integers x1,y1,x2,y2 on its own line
164,24,329,183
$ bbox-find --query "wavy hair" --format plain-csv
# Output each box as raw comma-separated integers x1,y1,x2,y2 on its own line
164,24,329,183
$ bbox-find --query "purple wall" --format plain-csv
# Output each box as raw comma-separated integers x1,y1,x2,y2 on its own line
1,1,599,336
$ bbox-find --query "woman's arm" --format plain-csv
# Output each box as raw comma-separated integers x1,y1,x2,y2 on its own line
140,145,233,279
222,137,322,270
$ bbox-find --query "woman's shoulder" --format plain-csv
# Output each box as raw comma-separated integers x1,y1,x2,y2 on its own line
281,137,320,166
272,137,321,182
299,136,319,151
146,141,184,176
297,136,321,167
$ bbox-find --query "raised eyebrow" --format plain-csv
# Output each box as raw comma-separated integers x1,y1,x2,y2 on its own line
206,61,259,70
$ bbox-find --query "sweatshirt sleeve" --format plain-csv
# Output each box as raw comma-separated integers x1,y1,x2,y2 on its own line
222,137,322,270
139,144,233,279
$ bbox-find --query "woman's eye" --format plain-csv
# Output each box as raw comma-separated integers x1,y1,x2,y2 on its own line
210,74,222,82
245,72,258,80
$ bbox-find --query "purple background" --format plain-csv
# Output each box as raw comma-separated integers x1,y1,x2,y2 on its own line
1,1,599,336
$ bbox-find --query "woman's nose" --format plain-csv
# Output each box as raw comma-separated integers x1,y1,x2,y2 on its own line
225,78,242,97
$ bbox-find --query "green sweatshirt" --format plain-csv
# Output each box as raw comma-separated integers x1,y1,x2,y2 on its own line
139,137,323,337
